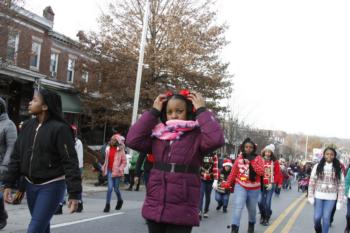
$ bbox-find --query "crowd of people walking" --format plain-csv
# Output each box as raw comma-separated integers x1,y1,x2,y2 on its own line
0,88,349,233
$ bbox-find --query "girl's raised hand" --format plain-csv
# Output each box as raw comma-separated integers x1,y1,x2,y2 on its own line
187,91,205,110
153,94,167,111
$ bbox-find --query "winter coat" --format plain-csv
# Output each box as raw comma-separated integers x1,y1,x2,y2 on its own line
129,151,139,170
126,110,224,226
4,118,82,199
101,145,127,177
0,98,17,167
345,168,350,197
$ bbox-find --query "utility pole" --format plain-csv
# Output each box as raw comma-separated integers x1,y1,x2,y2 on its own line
131,0,151,125
305,135,309,160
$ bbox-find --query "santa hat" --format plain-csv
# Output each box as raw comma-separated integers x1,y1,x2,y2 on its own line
263,144,275,153
222,159,233,167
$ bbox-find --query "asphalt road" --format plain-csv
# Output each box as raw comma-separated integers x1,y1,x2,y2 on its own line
5,182,347,233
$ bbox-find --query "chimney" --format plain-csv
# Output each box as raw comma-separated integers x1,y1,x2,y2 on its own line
76,30,87,42
43,6,55,22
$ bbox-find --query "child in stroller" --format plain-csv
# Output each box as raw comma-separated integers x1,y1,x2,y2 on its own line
297,173,310,192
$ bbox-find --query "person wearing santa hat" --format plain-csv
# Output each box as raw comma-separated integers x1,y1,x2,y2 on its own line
258,144,283,226
213,158,234,213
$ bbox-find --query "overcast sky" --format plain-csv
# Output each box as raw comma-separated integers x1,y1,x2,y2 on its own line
24,0,350,139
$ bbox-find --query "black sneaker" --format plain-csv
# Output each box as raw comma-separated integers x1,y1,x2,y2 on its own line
103,203,110,213
0,211,8,230
115,200,123,210
223,206,227,213
54,204,63,215
76,202,83,213
216,203,223,211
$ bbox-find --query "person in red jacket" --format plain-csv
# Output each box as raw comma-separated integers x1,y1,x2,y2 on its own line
258,144,283,226
223,138,264,233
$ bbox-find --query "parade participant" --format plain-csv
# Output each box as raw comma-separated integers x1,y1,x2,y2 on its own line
329,159,346,225
214,158,233,213
308,147,344,233
222,138,264,233
0,97,17,229
126,150,140,191
72,125,84,212
134,153,154,188
126,90,224,233
101,134,127,212
344,165,350,233
55,125,84,215
199,153,218,219
3,88,82,233
258,144,282,226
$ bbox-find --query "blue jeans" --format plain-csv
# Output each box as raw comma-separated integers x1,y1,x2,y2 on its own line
199,180,213,212
314,198,336,233
106,170,122,204
258,185,275,218
26,179,65,233
215,191,230,208
231,184,260,226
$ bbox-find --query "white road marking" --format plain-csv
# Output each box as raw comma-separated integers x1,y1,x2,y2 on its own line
51,212,125,228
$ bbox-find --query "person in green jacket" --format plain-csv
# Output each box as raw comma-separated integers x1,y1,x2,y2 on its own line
344,166,350,233
126,151,140,191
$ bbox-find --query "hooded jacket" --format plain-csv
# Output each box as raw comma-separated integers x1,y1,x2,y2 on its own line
0,98,17,168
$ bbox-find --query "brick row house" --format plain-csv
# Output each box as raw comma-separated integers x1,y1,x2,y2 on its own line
0,4,98,127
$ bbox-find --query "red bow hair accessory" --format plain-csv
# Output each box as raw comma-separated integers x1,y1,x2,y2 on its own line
179,89,190,97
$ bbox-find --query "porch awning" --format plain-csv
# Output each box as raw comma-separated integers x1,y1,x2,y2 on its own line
46,88,82,114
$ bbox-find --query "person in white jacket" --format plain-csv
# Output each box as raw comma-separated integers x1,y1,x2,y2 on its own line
308,147,344,233
72,125,84,213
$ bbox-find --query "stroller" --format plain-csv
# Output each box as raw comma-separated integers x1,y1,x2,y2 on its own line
297,174,310,193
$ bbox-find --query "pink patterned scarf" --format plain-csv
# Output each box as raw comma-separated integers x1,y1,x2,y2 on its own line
152,119,199,141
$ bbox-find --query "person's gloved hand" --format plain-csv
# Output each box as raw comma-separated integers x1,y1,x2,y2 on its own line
308,198,314,205
212,180,218,190
221,181,230,189
265,184,272,190
336,202,342,210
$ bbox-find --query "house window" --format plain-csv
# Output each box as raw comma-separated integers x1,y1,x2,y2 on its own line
30,41,41,70
49,52,59,79
82,70,89,83
7,31,19,63
67,58,75,83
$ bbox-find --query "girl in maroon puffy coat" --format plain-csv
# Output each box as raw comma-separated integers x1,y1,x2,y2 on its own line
126,90,224,233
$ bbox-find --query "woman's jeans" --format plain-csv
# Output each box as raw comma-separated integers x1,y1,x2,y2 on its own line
231,184,260,226
199,180,213,213
314,198,336,233
258,184,275,218
106,170,122,204
26,179,65,233
215,191,230,208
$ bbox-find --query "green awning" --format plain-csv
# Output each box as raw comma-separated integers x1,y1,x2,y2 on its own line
44,87,82,114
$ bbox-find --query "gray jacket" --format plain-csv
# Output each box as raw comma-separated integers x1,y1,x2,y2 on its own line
0,98,17,166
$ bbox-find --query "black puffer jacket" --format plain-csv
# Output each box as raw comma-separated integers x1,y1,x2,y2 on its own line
4,118,82,199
